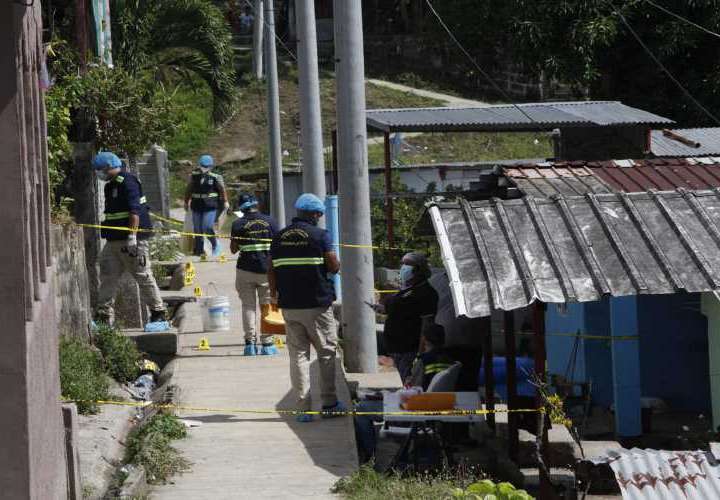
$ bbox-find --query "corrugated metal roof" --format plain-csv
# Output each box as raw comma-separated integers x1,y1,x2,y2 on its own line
366,101,674,133
599,448,720,500
504,159,720,196
429,190,720,318
652,128,720,158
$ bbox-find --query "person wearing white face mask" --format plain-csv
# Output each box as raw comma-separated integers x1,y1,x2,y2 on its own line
183,154,230,258
93,151,167,326
369,252,439,383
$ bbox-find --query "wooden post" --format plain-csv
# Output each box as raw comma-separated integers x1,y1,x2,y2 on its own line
482,316,495,432
505,310,518,461
384,131,394,248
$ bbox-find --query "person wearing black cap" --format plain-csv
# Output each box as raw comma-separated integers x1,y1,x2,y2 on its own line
370,252,439,382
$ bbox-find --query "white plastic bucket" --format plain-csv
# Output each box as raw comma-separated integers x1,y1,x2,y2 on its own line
199,296,231,332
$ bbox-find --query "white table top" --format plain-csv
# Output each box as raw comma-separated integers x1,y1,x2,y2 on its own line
383,391,484,423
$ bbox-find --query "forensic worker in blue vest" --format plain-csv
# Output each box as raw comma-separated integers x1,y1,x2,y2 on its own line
268,193,345,422
183,154,229,258
230,193,279,356
93,152,167,325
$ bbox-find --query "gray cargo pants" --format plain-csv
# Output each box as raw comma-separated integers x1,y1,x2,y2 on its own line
97,239,165,323
235,268,273,345
282,306,338,411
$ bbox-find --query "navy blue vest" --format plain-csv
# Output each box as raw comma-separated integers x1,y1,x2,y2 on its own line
232,212,277,274
102,171,152,240
190,169,222,211
271,218,335,309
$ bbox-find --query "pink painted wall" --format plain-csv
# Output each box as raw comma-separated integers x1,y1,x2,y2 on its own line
0,2,68,498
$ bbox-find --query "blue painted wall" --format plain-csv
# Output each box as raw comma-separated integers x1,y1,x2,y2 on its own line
637,293,710,412
546,294,711,414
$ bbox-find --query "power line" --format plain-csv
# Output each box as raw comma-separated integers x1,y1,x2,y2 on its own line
242,0,298,62
643,0,720,40
608,0,720,126
423,0,542,128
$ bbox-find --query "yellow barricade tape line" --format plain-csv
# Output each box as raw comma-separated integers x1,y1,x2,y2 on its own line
77,222,408,252
506,331,639,341
62,399,543,417
150,213,184,226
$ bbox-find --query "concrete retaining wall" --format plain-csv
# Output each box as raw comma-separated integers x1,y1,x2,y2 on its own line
52,224,92,339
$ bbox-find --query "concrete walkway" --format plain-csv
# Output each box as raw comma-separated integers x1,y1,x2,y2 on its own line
152,234,357,499
367,78,488,108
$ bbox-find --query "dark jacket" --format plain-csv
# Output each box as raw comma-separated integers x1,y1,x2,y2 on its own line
383,280,438,354
270,217,335,309
102,170,153,241
232,211,278,274
189,169,223,211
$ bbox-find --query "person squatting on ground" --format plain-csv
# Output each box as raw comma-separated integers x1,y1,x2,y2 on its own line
230,193,280,356
354,323,452,462
268,193,345,422
93,152,167,325
372,252,439,382
184,154,230,258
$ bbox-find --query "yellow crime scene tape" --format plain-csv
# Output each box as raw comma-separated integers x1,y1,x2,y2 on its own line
61,398,543,417
78,222,408,252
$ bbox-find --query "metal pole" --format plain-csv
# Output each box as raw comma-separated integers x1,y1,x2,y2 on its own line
252,0,264,79
533,302,553,498
265,0,285,225
504,311,518,461
331,129,338,194
383,132,394,248
334,0,377,373
482,317,495,432
296,0,326,207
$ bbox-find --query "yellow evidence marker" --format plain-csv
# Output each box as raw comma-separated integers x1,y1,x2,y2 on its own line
194,286,203,297
197,337,211,351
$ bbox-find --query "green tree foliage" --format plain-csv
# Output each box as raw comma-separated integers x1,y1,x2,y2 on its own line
44,40,181,199
429,0,720,125
370,173,441,268
111,0,237,121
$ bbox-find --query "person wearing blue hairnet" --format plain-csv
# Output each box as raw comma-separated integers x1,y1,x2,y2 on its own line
268,193,344,422
92,151,167,325
230,193,279,356
183,155,230,258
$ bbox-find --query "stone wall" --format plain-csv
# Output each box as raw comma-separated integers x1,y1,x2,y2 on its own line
52,224,92,340
364,35,580,102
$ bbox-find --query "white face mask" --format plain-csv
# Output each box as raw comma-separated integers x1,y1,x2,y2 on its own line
200,166,210,174
96,170,111,182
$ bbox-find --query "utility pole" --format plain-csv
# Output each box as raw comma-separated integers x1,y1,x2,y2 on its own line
265,0,285,225
252,0,264,79
296,0,326,211
334,0,377,373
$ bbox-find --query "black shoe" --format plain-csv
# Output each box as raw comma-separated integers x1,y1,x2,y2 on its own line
149,310,167,323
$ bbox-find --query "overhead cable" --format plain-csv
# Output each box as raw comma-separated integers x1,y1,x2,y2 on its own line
242,0,298,62
423,0,541,127
643,0,720,40
608,0,720,126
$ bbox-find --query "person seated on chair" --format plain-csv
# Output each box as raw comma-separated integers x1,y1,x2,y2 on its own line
354,323,454,463
406,323,454,390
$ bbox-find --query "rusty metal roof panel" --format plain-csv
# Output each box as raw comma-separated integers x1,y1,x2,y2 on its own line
429,190,720,318
598,448,720,500
652,127,720,157
503,159,720,196
367,101,673,133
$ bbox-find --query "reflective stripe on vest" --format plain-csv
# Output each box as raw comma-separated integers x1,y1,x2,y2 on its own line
240,243,271,252
424,363,452,375
272,257,324,268
139,196,147,204
105,211,130,221
192,193,219,199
